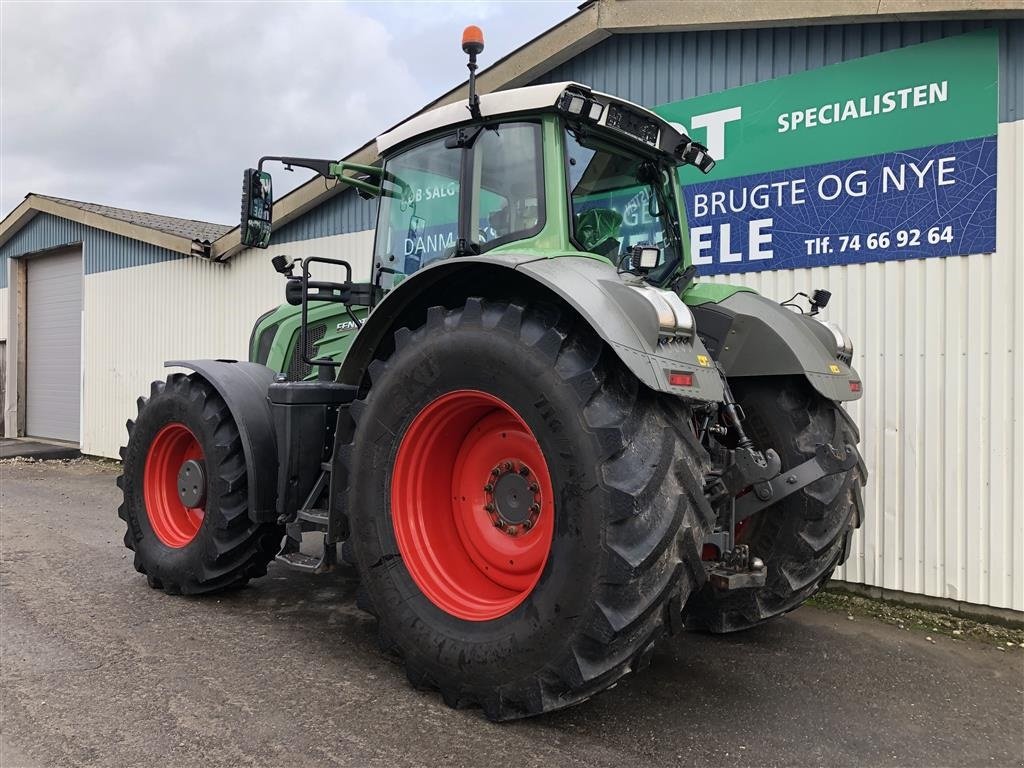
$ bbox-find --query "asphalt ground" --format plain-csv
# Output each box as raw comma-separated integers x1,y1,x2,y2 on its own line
2,460,1022,768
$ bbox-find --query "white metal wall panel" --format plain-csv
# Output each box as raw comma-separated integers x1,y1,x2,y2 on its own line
80,229,373,459
0,286,9,341
706,120,1023,611
26,249,82,441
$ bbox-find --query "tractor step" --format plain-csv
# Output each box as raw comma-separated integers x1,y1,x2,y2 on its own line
296,508,329,527
275,532,338,574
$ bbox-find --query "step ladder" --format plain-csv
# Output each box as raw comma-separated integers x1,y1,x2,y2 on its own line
275,461,338,574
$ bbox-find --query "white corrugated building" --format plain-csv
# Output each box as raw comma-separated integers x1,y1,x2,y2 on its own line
1,0,1021,615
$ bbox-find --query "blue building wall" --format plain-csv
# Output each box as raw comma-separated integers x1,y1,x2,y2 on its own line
0,212,187,288
534,19,1022,123
271,188,378,245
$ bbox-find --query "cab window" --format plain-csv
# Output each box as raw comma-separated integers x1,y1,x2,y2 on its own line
565,128,677,270
472,122,544,250
374,135,461,276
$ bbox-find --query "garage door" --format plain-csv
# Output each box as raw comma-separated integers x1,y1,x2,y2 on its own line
27,249,83,442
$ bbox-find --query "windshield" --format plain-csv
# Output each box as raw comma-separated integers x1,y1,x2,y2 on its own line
565,128,681,281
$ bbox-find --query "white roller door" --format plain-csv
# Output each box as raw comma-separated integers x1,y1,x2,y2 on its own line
26,249,82,442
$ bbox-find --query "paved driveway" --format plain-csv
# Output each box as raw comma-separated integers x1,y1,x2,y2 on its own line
2,461,1022,767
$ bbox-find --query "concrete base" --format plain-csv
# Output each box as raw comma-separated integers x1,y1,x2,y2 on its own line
827,580,1024,628
0,437,81,460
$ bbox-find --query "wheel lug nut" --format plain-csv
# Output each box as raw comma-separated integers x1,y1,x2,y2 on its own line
485,503,495,512
484,483,494,493
522,519,533,530
519,465,530,476
493,519,503,528
530,502,540,513
528,483,539,493
491,467,500,476
507,525,518,535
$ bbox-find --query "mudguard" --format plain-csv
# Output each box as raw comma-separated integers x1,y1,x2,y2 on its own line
165,359,279,522
336,253,724,403
689,291,863,402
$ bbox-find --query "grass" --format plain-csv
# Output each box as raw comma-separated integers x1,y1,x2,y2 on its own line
808,589,1024,649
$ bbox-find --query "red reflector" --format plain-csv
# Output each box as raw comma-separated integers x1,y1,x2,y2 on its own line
849,380,861,392
668,371,693,387
701,544,719,561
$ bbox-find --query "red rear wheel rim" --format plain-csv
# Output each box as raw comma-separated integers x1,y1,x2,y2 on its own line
391,390,555,621
144,423,205,548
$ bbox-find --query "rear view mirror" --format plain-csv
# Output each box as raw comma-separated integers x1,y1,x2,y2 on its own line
241,169,273,248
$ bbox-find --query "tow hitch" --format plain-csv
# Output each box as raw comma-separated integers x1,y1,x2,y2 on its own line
703,442,858,590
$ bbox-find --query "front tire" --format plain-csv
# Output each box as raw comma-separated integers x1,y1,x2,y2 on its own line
343,299,713,720
685,376,866,633
117,373,281,594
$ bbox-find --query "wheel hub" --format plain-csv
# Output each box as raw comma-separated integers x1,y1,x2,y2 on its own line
484,461,541,534
176,459,206,508
390,389,555,621
143,422,206,548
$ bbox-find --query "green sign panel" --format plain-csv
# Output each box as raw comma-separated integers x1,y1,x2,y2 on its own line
656,29,998,182
651,30,999,273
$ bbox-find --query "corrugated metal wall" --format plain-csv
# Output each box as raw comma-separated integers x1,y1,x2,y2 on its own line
80,230,373,458
271,187,377,245
535,19,1023,123
0,213,187,274
709,120,1021,612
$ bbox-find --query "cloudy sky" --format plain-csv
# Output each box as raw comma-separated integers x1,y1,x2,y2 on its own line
1,1,578,225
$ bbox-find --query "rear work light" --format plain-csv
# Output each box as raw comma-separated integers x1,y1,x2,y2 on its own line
849,380,862,393
557,89,603,123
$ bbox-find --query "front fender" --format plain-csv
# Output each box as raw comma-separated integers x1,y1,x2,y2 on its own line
165,359,279,521
689,291,863,402
337,254,724,402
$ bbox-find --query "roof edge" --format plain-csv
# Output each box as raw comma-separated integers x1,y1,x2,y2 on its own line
0,194,204,257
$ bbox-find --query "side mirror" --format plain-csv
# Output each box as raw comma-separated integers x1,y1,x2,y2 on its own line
240,168,273,248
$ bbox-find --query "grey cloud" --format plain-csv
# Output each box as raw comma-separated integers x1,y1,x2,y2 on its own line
1,1,577,224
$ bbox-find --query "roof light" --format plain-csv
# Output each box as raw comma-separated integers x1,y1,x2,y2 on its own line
461,25,484,55
588,102,604,121
567,95,586,115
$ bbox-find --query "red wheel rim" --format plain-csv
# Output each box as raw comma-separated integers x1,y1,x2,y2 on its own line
391,390,555,621
143,423,205,548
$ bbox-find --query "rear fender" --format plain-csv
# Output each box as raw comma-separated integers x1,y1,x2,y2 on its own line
689,291,863,401
337,254,724,403
165,360,279,522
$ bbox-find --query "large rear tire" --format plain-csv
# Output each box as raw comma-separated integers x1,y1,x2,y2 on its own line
685,376,866,633
117,373,281,594
342,299,712,720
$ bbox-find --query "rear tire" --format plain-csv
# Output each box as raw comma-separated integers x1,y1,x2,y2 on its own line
342,299,713,719
685,377,866,633
117,373,281,595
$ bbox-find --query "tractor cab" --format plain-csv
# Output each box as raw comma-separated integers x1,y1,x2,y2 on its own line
241,39,715,379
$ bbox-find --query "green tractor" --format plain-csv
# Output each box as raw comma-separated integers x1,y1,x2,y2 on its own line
118,28,865,720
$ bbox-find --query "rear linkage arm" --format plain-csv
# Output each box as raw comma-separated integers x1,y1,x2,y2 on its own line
701,367,857,591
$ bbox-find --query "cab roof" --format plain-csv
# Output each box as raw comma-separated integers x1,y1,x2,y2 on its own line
375,81,684,156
